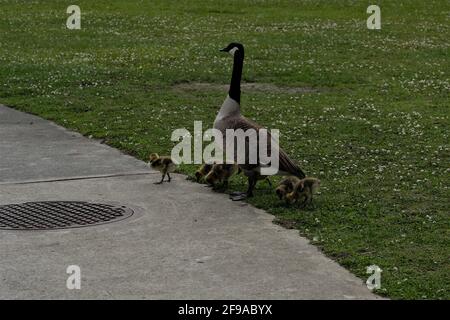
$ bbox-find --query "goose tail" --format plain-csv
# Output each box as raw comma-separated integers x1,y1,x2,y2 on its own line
278,148,306,179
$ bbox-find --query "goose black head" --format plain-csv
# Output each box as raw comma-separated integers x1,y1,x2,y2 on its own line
220,43,244,57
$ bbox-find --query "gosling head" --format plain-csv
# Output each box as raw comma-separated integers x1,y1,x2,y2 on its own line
195,171,203,182
149,153,159,163
205,171,218,185
205,164,222,185
195,163,213,182
285,192,297,204
275,185,287,200
220,42,244,57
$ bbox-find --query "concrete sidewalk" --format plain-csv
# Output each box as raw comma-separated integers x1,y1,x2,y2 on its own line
0,105,378,299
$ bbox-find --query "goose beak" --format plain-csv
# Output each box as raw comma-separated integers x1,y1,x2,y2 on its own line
219,48,227,52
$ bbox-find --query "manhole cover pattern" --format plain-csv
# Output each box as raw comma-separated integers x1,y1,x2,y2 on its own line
0,201,134,230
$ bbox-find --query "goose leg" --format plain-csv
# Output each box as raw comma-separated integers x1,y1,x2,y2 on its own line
230,175,256,201
246,175,257,197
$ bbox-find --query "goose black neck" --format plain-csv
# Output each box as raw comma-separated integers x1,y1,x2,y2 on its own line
229,50,244,104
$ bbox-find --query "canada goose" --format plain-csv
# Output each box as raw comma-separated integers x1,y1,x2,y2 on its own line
214,42,306,200
275,176,301,202
285,177,320,207
148,153,177,184
205,163,240,190
195,163,213,182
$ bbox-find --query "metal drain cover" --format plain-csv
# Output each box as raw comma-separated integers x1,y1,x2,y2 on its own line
0,201,134,230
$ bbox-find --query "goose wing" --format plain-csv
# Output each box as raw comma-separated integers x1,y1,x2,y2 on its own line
226,115,306,178
226,115,262,131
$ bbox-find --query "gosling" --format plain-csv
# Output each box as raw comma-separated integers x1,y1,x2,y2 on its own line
285,177,320,207
148,153,176,184
205,163,240,190
275,176,301,202
195,163,213,182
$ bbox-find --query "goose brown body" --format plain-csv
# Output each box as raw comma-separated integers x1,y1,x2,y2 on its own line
214,43,305,200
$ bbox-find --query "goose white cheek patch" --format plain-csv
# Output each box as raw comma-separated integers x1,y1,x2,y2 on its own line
229,47,238,56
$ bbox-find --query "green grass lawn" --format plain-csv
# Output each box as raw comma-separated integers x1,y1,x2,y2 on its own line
0,0,448,299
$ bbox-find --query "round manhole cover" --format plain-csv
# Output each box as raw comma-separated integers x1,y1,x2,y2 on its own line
0,201,134,230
